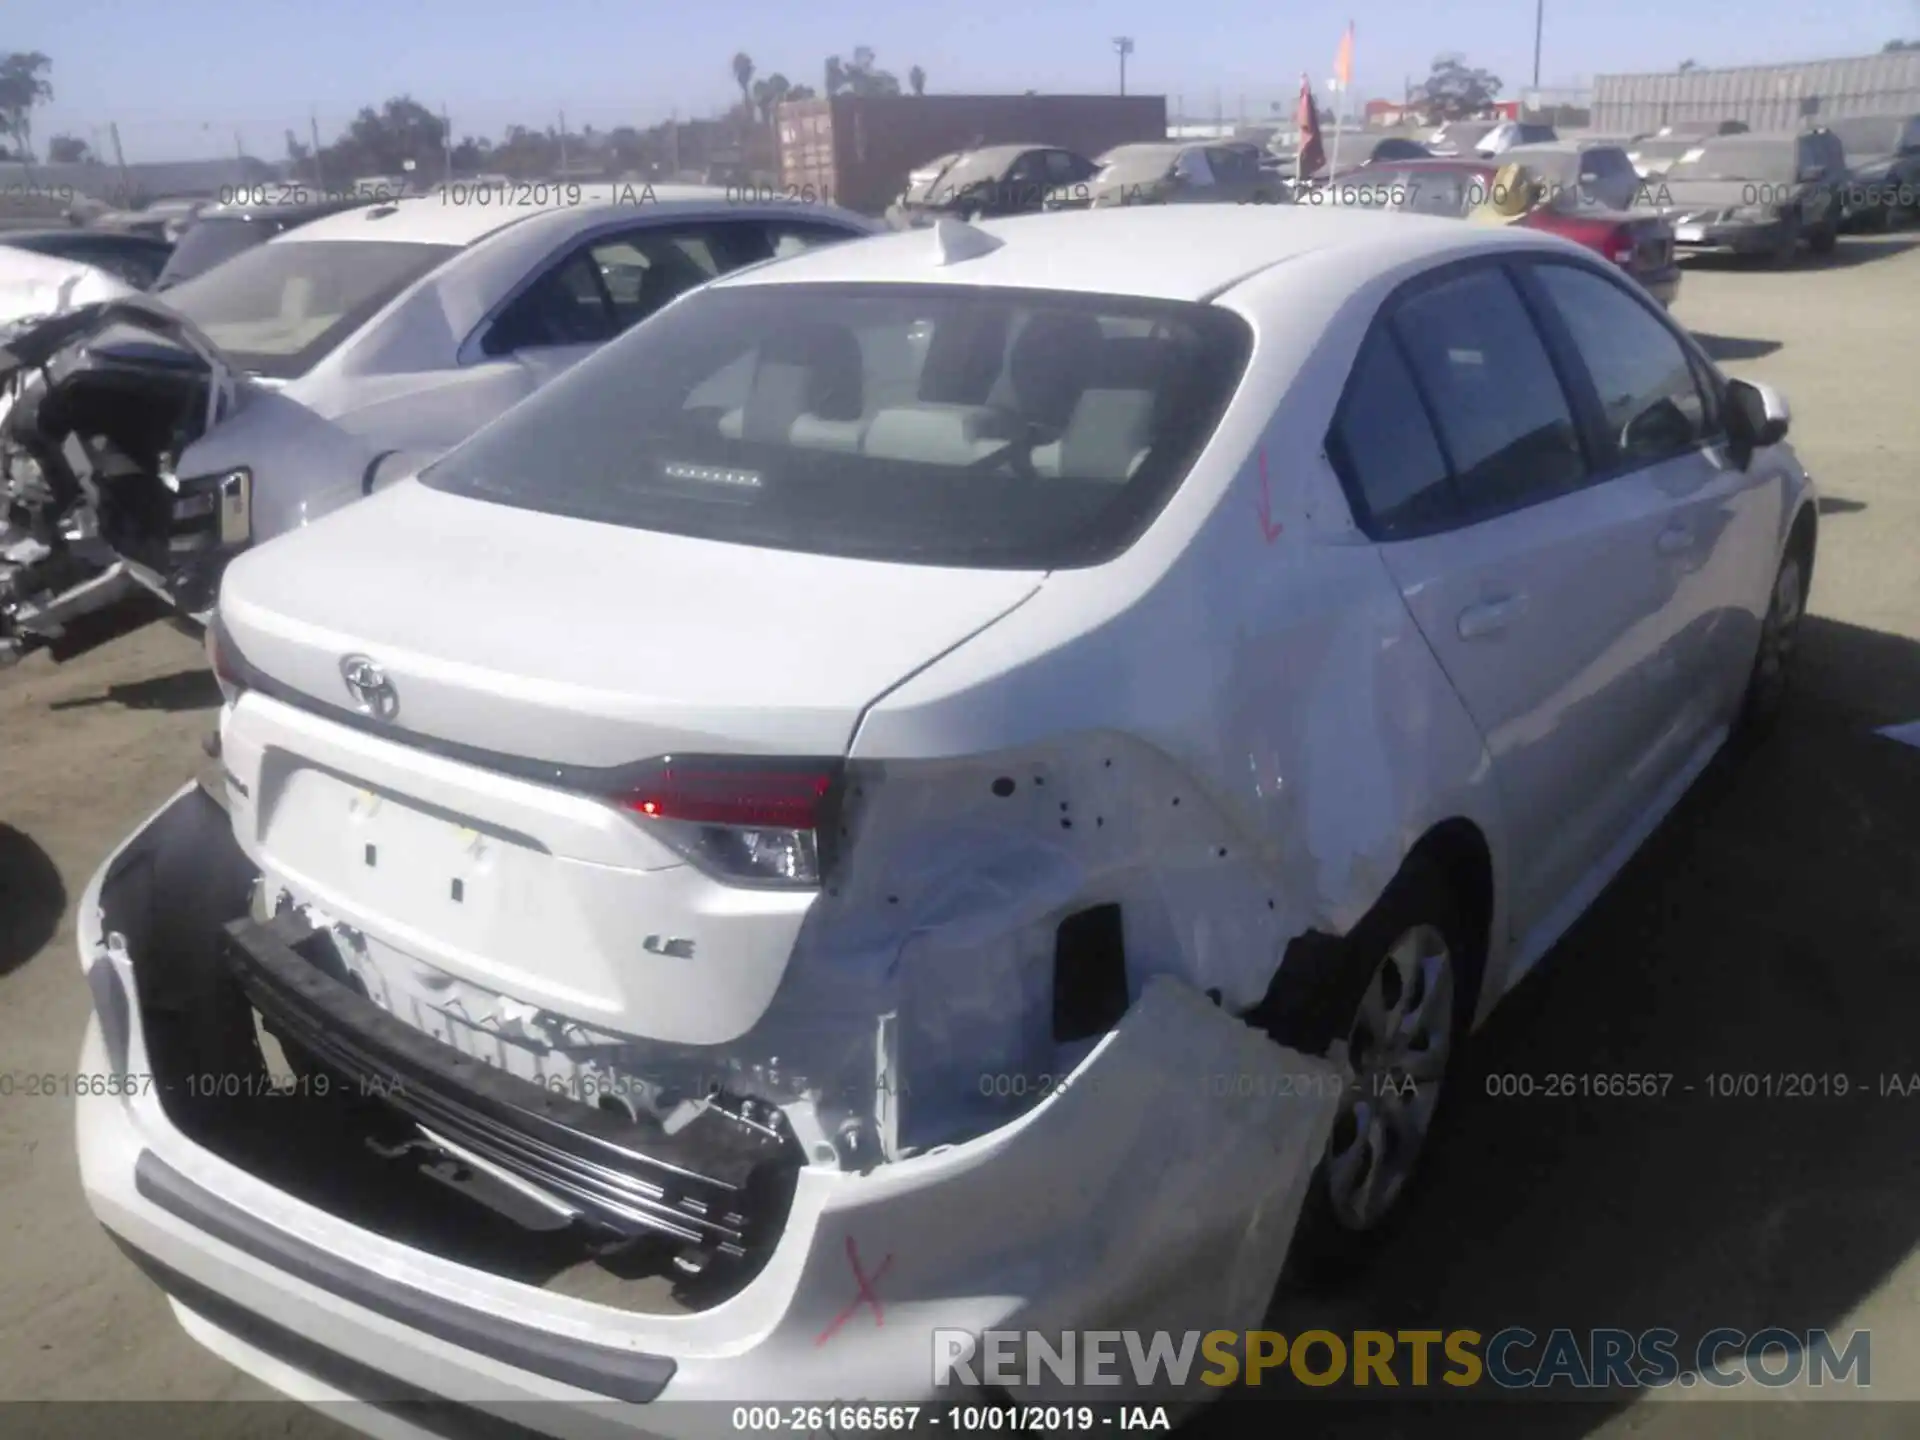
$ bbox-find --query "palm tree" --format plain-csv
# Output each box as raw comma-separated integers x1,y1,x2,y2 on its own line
0,51,56,164
909,65,927,96
753,74,795,124
732,52,756,116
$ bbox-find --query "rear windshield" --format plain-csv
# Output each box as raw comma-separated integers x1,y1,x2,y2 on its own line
1666,141,1796,183
154,216,280,288
420,283,1253,570
161,238,460,378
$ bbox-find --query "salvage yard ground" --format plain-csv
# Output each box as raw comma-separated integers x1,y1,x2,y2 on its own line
3,234,1919,1438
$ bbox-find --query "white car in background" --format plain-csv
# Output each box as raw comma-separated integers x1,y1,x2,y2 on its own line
76,207,1814,1424
0,186,881,655
0,241,141,332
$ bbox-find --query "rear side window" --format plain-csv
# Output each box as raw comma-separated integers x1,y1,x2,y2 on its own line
423,283,1253,570
1390,266,1587,520
1529,262,1713,467
1327,330,1455,538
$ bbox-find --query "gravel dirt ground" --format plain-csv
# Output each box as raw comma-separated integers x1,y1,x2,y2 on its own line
1,234,1917,1437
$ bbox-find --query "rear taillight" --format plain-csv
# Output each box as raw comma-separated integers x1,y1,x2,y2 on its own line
1529,212,1641,269
621,758,840,888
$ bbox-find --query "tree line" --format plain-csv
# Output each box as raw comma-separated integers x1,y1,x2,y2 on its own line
0,45,932,179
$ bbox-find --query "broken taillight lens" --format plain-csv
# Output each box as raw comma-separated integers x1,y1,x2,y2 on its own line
621,759,840,888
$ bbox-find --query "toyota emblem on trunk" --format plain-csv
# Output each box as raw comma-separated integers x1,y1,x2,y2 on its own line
339,655,399,720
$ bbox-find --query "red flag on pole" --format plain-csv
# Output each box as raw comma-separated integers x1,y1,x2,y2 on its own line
1296,74,1327,179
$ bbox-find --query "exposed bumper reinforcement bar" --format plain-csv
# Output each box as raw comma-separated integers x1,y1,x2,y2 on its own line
133,1149,677,1404
220,910,797,1261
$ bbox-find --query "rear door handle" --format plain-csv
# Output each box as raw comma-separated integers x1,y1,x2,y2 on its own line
1457,594,1525,641
1656,522,1695,556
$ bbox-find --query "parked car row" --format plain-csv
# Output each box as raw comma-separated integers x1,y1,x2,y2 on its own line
0,186,883,662
65,195,1818,1428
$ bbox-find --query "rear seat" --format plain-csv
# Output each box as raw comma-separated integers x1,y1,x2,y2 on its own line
1031,338,1170,481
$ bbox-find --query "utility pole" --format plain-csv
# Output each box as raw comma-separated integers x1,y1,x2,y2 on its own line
668,108,680,178
1112,37,1134,97
559,109,569,172
442,104,453,181
1532,0,1544,89
108,122,132,207
310,112,324,188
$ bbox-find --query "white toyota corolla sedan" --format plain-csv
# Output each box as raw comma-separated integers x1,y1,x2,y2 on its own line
75,205,1814,1423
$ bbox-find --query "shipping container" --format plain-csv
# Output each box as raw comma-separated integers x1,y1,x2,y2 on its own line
1593,52,1920,137
775,94,1169,214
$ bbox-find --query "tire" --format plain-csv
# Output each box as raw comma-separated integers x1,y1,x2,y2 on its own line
1732,538,1811,746
1283,857,1480,1291
1770,211,1802,267
1809,218,1838,255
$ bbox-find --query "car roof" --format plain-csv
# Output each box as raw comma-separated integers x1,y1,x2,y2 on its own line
961,144,1056,166
195,197,376,223
1,227,165,245
713,204,1547,304
262,183,742,248
1504,139,1616,155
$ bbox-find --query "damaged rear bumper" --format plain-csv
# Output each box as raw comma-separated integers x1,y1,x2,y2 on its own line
224,907,792,1260
77,783,1342,1427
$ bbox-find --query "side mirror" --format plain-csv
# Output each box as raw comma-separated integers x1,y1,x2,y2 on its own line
1725,377,1790,468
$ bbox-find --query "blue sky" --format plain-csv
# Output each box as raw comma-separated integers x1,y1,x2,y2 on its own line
10,0,1920,161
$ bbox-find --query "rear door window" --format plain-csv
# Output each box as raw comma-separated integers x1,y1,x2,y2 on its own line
1389,265,1588,520
1327,327,1457,538
486,223,771,355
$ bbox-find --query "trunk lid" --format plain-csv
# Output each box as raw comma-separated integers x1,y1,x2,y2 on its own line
219,477,1045,767
215,479,1043,1046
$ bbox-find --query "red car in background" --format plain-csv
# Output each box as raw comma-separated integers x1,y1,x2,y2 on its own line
1307,157,1682,308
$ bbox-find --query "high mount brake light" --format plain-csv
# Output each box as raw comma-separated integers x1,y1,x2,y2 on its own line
621,758,842,888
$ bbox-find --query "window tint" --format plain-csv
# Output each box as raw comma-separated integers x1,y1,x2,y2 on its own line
1391,266,1587,518
1173,149,1216,185
1531,262,1712,466
1328,328,1456,538
1042,150,1081,183
487,225,767,355
1207,146,1257,182
484,250,614,354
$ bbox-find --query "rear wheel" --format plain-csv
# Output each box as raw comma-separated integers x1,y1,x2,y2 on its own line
1771,211,1802,266
1809,217,1839,255
1285,859,1477,1288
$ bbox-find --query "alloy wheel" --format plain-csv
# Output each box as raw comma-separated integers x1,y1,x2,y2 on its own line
1324,923,1456,1232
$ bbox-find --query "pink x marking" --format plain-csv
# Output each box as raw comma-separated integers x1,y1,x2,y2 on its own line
814,1235,894,1347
